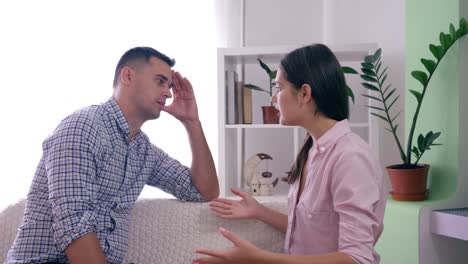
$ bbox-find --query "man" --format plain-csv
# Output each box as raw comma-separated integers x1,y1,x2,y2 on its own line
6,47,219,264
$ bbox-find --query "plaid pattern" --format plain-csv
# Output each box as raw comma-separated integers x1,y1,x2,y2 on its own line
6,98,203,264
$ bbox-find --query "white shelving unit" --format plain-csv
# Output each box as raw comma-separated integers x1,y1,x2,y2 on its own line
431,208,468,241
217,43,379,197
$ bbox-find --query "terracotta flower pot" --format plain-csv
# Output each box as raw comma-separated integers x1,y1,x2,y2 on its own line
386,164,429,201
262,106,279,124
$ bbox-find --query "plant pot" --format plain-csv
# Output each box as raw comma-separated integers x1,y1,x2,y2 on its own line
386,164,429,201
262,106,279,124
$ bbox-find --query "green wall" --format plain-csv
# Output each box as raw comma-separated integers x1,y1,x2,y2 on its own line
376,1,460,263
405,0,459,200
376,201,420,263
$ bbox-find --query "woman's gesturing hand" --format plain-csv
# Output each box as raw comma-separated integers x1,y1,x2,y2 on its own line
209,188,262,220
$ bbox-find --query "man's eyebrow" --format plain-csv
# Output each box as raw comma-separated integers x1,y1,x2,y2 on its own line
155,74,169,81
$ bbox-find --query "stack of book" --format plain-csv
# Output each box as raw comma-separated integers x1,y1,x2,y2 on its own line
225,70,252,124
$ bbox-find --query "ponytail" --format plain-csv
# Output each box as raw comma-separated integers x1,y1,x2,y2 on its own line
283,135,313,184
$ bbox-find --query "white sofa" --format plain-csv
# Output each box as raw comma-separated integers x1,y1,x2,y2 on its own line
0,198,287,264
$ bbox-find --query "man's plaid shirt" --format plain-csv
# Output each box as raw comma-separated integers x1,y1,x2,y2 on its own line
6,98,203,264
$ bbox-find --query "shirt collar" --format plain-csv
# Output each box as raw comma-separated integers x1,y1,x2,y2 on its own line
315,119,351,153
103,97,131,139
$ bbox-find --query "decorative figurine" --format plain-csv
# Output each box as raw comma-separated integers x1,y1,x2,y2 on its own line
243,153,279,196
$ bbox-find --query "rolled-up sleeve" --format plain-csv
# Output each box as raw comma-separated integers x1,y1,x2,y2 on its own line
44,115,100,252
331,151,383,264
146,145,204,202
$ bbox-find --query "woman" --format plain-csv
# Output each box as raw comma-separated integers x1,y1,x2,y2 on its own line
193,44,386,264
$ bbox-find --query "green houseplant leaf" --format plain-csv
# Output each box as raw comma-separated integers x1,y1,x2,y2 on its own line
258,59,272,75
244,84,269,94
409,90,422,103
269,70,277,80
460,17,468,32
362,82,379,91
450,23,456,39
362,68,376,76
341,66,358,104
361,75,378,83
429,44,444,60
346,85,355,104
342,66,359,74
373,48,382,62
421,58,436,74
411,71,428,87
439,32,452,49
361,62,373,70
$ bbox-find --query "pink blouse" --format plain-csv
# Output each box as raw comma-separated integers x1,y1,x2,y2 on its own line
285,119,386,264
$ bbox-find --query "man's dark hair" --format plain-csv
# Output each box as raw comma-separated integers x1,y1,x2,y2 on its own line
113,47,176,88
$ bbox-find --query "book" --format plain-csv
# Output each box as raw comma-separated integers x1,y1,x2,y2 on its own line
225,71,236,124
235,79,244,124
243,87,252,124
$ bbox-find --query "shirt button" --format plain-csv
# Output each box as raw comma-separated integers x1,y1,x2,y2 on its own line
307,213,313,219
319,147,326,153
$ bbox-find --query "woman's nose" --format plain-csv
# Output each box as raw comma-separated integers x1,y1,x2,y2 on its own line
271,90,278,103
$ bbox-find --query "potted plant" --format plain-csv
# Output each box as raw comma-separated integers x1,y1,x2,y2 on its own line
246,59,357,124
244,59,279,124
343,18,468,201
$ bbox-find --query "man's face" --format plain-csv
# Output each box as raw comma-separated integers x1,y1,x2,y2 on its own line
130,57,173,120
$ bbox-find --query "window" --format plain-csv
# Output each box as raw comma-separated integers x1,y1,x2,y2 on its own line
0,0,217,210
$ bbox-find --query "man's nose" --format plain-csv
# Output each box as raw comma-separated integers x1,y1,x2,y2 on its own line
164,86,172,98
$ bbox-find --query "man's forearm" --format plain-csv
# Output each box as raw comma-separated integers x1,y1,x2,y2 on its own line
184,120,219,200
65,232,107,264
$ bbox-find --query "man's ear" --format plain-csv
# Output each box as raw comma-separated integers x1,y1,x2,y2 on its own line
120,67,133,85
300,83,312,102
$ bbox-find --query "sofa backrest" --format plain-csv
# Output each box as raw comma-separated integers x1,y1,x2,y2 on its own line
0,199,25,263
0,198,287,264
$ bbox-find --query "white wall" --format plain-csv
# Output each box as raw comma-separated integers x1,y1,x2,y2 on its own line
324,0,406,170
215,0,243,47
245,0,323,46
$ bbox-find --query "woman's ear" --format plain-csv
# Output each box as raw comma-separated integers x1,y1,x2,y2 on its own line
300,84,312,102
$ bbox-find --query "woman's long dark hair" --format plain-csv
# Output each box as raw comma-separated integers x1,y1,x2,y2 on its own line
282,44,349,184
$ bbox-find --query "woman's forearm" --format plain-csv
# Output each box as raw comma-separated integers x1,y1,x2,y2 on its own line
261,251,356,264
254,204,288,233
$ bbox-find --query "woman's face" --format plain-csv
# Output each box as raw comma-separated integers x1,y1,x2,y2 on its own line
272,67,302,126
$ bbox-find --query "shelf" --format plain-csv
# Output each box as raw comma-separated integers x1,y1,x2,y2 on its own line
225,194,288,202
225,123,368,129
220,43,378,64
430,207,468,241
225,124,299,129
